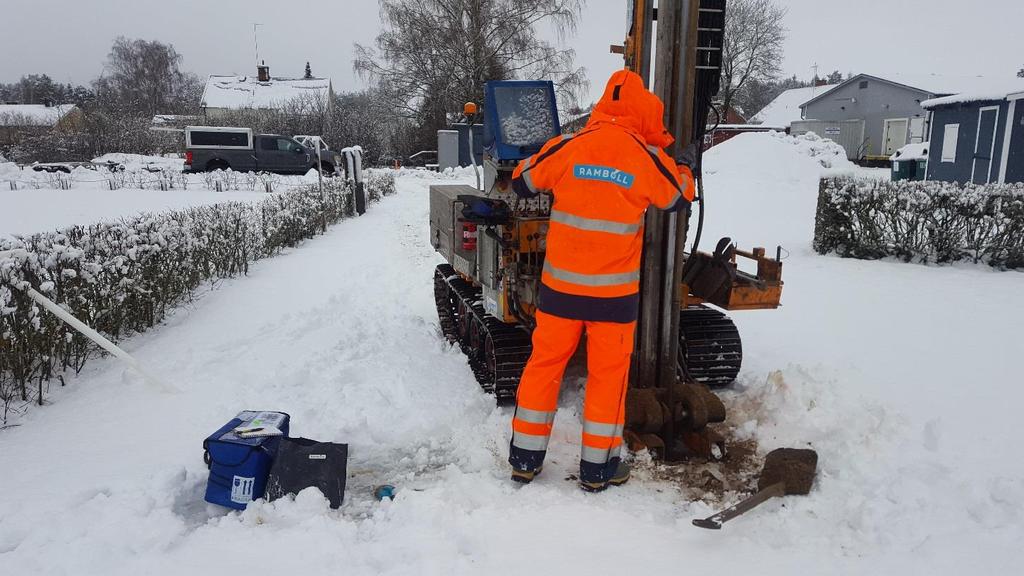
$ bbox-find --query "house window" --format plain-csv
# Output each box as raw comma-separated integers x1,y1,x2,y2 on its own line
859,81,868,89
941,124,959,163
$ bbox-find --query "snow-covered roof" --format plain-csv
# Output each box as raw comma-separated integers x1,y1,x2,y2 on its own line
0,104,77,127
874,73,1002,96
750,84,839,128
711,124,777,130
201,75,332,110
152,114,199,125
801,73,1011,111
891,142,929,162
922,78,1024,109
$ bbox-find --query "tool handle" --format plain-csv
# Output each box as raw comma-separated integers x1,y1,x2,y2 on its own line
23,286,178,394
692,482,786,530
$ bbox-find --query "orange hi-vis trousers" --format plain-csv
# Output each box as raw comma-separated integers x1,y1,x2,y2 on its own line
509,310,636,485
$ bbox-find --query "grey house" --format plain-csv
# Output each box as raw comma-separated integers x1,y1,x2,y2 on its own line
798,74,985,162
922,81,1024,184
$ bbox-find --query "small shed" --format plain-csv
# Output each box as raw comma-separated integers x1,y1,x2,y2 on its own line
922,80,1024,184
0,103,80,147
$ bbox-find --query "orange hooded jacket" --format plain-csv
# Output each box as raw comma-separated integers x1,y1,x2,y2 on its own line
511,70,695,323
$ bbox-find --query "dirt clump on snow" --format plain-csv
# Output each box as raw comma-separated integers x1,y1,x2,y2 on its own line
637,433,762,503
759,448,818,495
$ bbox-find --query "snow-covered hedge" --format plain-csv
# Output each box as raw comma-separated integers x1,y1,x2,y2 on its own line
0,171,397,422
814,177,1024,268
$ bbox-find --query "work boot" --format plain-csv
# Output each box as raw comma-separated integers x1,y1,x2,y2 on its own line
579,461,631,493
510,466,543,485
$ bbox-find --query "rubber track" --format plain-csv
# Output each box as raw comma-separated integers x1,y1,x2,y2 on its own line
434,264,532,404
679,305,743,387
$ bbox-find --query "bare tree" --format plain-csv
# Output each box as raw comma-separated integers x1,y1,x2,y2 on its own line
719,0,787,116
354,0,587,154
93,37,202,117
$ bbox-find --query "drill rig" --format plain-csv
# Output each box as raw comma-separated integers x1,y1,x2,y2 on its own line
429,0,784,460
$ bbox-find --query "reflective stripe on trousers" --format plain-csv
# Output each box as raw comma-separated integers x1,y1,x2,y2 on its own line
581,420,624,465
512,430,551,453
508,311,636,481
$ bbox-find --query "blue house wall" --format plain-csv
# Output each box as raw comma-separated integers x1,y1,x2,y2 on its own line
1006,103,1024,183
927,100,1012,184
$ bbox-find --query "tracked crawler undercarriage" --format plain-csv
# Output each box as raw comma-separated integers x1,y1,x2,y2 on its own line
434,263,744,401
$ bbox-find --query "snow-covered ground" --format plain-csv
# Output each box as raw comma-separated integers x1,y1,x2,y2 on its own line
1,133,1021,574
0,160,321,237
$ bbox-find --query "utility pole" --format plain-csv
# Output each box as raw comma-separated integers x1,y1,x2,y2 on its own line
253,23,263,68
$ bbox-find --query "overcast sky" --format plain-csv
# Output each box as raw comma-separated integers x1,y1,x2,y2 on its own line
0,0,1020,107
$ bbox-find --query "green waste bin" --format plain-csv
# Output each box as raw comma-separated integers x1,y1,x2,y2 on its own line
911,159,927,181
891,145,929,181
892,160,914,181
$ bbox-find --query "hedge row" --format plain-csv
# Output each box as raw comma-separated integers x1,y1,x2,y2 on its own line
0,172,396,422
814,177,1024,268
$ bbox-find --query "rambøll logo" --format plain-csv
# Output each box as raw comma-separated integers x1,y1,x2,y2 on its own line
574,165,636,189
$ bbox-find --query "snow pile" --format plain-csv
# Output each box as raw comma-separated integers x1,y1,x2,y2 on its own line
93,153,185,173
392,165,482,182
774,131,856,172
0,161,20,179
749,84,838,128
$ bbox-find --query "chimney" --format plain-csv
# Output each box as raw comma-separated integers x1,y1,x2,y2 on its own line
815,78,828,87
257,61,270,82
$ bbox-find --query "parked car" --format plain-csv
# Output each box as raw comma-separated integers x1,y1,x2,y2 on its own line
184,126,336,175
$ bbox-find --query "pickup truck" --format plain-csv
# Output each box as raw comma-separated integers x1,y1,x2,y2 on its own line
184,126,339,174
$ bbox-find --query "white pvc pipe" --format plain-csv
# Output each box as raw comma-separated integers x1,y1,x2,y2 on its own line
20,285,179,394
353,148,363,184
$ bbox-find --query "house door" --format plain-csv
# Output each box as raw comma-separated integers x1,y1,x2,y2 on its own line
883,118,909,156
972,106,1000,184
909,117,926,144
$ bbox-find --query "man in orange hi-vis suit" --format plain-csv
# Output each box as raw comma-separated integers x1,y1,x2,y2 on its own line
508,70,696,492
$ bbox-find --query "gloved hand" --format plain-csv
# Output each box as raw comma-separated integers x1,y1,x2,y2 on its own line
466,198,494,218
459,195,511,225
676,139,701,170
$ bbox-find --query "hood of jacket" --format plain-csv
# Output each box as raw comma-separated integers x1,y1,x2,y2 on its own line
586,69,675,149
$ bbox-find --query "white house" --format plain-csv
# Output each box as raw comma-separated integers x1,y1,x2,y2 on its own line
200,63,333,119
0,103,81,147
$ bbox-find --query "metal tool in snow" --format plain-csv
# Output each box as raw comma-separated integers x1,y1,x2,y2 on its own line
0,251,179,394
692,448,818,530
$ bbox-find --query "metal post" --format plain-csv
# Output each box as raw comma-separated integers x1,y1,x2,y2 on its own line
316,138,327,232
468,118,482,191
354,147,366,215
633,0,698,400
